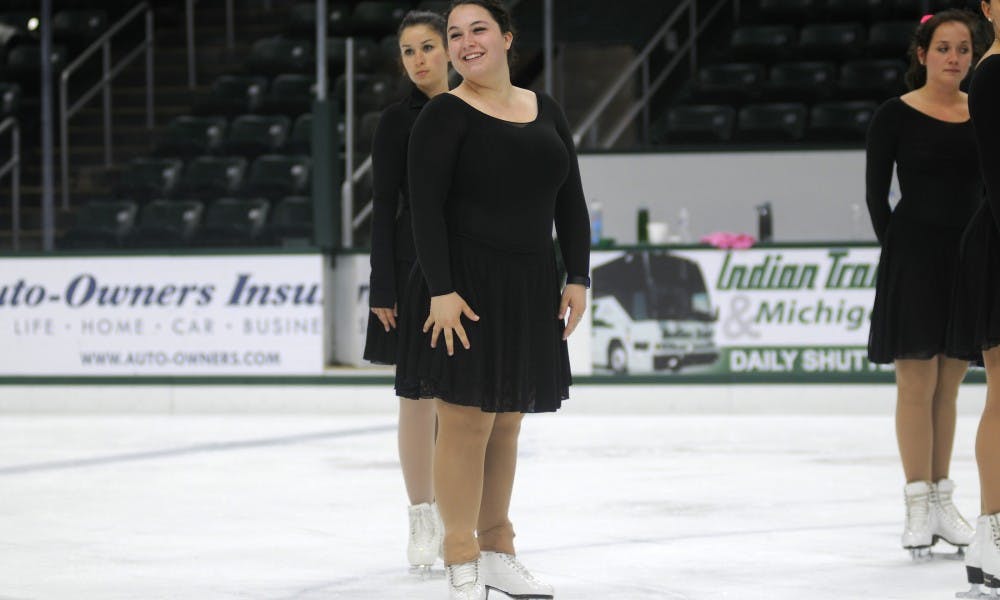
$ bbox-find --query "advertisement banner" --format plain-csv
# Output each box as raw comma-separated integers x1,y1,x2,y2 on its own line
0,255,325,375
589,246,886,379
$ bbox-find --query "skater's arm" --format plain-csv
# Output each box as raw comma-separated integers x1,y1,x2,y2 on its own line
408,96,465,297
549,94,591,288
368,105,407,309
865,100,899,245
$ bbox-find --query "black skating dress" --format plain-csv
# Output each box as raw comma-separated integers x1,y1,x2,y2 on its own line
948,55,1000,361
394,92,591,413
866,97,981,364
363,87,428,366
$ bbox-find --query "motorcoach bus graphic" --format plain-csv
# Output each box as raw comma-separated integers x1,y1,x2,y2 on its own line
592,250,720,374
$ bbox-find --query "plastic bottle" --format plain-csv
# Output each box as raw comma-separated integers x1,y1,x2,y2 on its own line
637,207,649,244
590,201,603,247
756,202,773,243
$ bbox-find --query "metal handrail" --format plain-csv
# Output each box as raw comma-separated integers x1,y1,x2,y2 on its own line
573,0,739,149
0,117,21,251
185,0,237,88
59,1,154,209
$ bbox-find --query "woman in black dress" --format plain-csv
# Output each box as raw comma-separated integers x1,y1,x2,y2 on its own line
361,10,450,573
865,9,979,559
952,0,1000,589
396,1,589,597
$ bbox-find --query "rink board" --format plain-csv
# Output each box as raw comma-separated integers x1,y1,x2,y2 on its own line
0,245,981,384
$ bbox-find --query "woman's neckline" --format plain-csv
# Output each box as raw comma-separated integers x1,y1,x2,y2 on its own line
897,97,970,125
443,91,541,125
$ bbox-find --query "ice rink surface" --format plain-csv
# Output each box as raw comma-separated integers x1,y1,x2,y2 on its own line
0,409,985,599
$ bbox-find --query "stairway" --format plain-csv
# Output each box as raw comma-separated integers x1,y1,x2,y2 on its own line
0,1,291,250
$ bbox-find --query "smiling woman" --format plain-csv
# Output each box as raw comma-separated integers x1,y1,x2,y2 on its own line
393,1,591,598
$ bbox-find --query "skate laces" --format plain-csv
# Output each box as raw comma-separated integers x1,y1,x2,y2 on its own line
905,490,931,528
448,561,479,588
500,553,541,583
990,515,1000,547
933,487,971,530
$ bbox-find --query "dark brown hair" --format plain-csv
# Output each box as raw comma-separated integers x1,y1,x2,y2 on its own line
906,9,979,89
398,9,447,44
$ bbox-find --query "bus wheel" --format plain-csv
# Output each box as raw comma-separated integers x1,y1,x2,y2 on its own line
608,341,628,375
666,356,682,372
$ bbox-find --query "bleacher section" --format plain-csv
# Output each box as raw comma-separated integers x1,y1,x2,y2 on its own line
651,0,966,146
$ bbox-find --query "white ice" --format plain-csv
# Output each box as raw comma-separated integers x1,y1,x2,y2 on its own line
0,406,985,599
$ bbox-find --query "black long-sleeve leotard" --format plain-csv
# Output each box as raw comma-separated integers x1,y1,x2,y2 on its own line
406,92,591,297
970,55,1000,234
865,97,981,244
368,87,427,309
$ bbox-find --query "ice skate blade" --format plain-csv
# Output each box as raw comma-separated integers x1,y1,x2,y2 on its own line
484,587,554,600
956,584,992,598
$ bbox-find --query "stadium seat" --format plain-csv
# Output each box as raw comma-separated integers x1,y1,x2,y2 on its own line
289,2,318,37
837,59,907,100
356,110,381,153
736,102,807,141
192,75,268,117
351,2,411,36
265,195,313,244
0,82,19,117
823,0,889,21
247,36,314,76
754,0,819,23
197,197,270,246
129,199,203,247
244,155,312,199
328,3,353,36
258,74,315,116
417,1,450,14
59,200,137,249
153,116,227,158
660,105,735,143
808,100,878,140
174,156,248,200
798,23,866,60
52,10,106,51
286,113,313,153
763,61,836,102
867,21,917,59
730,25,796,61
689,63,765,104
355,75,410,114
222,115,291,158
379,34,401,72
1,44,67,85
114,158,183,201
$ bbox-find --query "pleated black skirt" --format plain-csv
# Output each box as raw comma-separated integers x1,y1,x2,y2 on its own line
947,203,1000,362
868,213,965,363
394,236,571,413
363,258,414,365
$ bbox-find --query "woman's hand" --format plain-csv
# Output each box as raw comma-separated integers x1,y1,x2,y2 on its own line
370,305,397,332
424,292,480,356
559,284,587,340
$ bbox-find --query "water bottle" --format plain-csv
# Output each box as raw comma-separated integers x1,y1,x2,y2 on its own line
637,207,649,244
756,202,773,243
590,201,603,247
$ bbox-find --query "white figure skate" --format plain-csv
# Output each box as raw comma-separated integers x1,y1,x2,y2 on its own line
957,516,992,599
903,481,934,560
933,479,975,559
480,551,554,599
408,502,443,575
446,559,486,600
